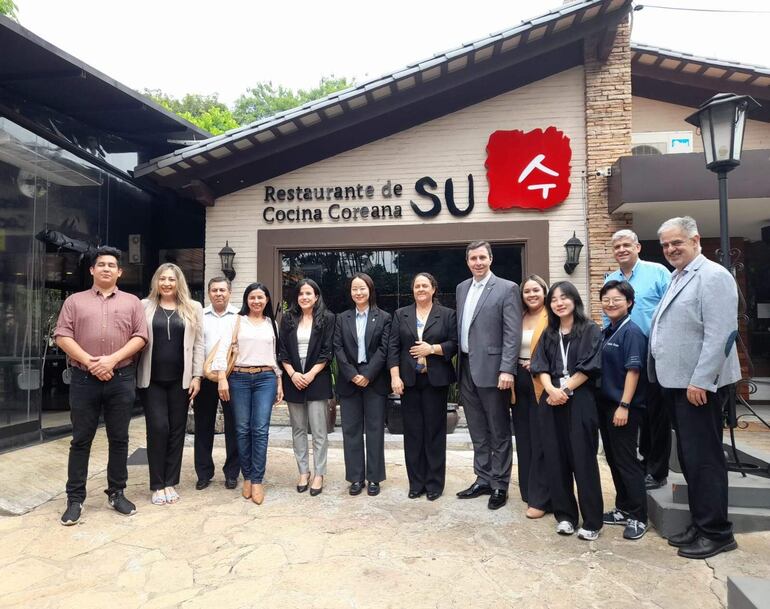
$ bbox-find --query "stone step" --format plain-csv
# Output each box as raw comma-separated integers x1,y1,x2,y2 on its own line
647,482,770,538
671,472,770,509
727,576,770,609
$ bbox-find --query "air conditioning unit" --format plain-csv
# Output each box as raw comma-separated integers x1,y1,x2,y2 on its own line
631,131,693,156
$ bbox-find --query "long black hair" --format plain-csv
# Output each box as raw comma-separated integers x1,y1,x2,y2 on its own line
544,281,590,339
350,272,377,308
239,282,279,347
286,278,329,330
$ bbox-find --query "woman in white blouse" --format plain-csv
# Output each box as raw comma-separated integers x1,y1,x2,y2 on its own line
215,283,283,504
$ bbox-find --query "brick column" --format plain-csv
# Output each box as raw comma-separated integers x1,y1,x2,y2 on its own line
584,18,633,321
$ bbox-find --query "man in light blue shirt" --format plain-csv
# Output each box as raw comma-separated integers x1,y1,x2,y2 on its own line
604,229,671,490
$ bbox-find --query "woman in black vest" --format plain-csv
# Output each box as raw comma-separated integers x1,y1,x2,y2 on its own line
278,279,335,496
333,272,392,497
388,272,457,500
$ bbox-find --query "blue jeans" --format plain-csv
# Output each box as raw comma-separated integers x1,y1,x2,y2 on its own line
228,371,277,483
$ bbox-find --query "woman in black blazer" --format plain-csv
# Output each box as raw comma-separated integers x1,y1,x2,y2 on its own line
388,273,457,500
278,279,335,497
333,272,392,497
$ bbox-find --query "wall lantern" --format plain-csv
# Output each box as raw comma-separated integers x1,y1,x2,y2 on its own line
219,241,236,281
563,231,583,275
685,93,760,268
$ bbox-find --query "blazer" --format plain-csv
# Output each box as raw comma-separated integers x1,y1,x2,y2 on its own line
647,254,741,392
456,272,522,388
137,300,204,389
278,310,335,403
519,308,548,403
333,306,392,397
387,304,458,388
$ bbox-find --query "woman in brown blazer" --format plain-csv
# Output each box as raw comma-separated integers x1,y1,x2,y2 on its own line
511,274,551,518
137,263,204,506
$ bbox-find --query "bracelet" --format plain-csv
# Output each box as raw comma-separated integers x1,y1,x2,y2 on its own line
291,371,297,379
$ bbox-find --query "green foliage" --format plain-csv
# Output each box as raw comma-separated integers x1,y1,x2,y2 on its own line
233,75,354,125
142,75,353,134
142,90,238,135
0,0,19,20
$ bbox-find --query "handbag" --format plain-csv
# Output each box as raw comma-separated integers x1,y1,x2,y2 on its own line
203,316,241,382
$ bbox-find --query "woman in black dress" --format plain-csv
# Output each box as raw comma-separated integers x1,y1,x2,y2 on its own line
388,273,457,500
530,281,603,541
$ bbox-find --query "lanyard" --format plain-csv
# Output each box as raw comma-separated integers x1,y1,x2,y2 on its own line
602,317,631,350
558,333,571,378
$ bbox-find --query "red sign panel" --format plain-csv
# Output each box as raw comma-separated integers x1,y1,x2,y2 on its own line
485,127,572,211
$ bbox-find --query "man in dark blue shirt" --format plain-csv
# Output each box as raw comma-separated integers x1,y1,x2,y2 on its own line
598,280,649,540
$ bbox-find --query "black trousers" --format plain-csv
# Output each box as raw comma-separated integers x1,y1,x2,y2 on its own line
144,378,189,490
511,363,550,510
639,379,671,482
66,366,136,503
662,385,733,541
401,375,448,494
459,356,512,491
597,398,647,522
340,386,386,483
539,385,603,531
193,378,240,481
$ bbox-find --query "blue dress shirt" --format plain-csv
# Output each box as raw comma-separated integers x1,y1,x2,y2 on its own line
355,308,369,363
604,259,671,336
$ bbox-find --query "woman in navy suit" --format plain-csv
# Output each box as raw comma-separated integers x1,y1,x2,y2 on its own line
388,273,457,501
278,279,335,497
333,272,392,497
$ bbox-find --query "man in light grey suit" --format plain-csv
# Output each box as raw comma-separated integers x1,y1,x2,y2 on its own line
648,216,739,560
455,240,521,510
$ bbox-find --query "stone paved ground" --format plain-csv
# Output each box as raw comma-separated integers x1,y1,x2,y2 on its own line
1,422,769,609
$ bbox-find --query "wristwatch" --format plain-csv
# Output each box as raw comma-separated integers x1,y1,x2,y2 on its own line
563,387,573,397
430,344,436,355
619,401,630,409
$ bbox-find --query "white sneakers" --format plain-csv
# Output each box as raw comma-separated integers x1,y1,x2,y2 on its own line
556,520,575,535
577,528,600,541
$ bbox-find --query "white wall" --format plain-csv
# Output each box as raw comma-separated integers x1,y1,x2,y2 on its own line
206,66,589,300
632,96,770,151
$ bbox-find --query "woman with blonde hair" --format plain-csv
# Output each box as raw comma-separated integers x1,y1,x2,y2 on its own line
137,263,204,506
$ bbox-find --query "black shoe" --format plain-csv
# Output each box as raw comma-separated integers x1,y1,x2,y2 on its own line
224,478,238,490
367,481,380,496
106,490,136,516
488,489,508,510
426,491,442,501
296,476,310,493
309,486,323,497
408,489,425,499
677,535,737,559
456,482,492,499
667,524,699,548
60,500,82,526
645,474,667,490
195,479,211,490
349,481,365,496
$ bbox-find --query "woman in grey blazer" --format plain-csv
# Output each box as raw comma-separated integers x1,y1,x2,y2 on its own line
137,263,204,506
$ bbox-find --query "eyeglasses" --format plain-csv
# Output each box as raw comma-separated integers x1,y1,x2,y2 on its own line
601,297,626,305
660,239,688,250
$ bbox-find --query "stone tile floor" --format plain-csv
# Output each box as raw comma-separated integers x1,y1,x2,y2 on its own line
1,420,769,609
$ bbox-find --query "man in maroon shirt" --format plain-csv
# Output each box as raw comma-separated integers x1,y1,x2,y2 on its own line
54,246,148,525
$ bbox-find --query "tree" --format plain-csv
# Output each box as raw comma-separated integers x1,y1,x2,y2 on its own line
0,0,19,20
233,75,354,125
142,90,238,135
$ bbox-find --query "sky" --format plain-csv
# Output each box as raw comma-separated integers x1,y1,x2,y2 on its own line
9,0,770,105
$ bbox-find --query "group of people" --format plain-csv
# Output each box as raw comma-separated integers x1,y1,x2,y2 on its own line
54,216,740,561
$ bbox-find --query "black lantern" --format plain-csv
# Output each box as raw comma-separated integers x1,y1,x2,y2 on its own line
219,241,236,281
563,231,583,275
685,93,761,269
684,92,760,173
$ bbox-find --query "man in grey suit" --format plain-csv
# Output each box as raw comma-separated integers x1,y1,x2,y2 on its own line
455,240,521,510
649,216,739,559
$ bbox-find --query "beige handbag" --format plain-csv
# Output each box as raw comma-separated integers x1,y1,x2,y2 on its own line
203,316,241,382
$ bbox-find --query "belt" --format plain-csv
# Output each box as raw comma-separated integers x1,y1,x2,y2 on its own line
232,366,274,374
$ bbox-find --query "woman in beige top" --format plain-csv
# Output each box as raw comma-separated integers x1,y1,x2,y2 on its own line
214,282,283,504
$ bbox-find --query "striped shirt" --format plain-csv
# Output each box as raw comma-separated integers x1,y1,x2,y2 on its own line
54,286,148,370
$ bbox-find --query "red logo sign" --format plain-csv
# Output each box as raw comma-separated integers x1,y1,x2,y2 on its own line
485,127,572,211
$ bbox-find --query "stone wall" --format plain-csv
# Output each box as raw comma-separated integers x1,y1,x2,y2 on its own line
583,18,633,320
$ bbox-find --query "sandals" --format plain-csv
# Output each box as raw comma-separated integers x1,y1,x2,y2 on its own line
152,490,166,506
164,487,180,504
